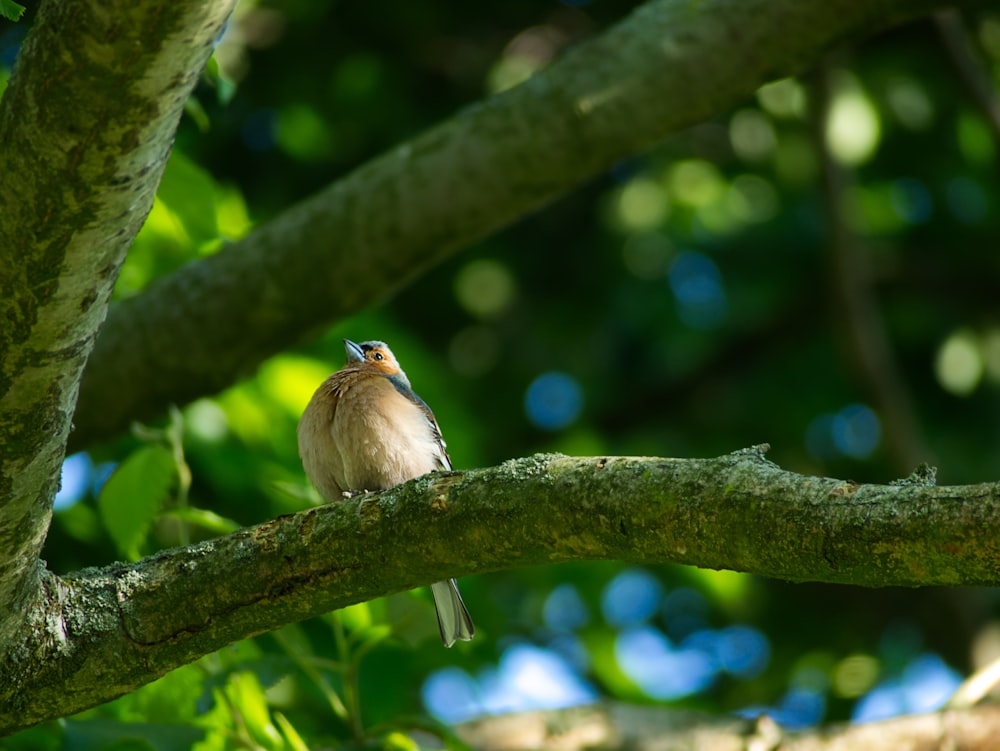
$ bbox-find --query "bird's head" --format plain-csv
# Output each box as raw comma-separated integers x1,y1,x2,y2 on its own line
344,339,405,378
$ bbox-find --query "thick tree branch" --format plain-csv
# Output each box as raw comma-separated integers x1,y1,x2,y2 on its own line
69,0,964,450
0,0,234,652
456,701,1000,751
3,449,999,733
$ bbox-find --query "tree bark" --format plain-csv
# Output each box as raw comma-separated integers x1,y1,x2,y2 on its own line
68,0,963,450
0,0,234,656
2,449,998,733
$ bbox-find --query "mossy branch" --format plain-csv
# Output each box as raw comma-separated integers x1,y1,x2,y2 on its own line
3,449,998,733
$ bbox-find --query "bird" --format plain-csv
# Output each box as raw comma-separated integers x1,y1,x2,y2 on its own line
297,338,474,648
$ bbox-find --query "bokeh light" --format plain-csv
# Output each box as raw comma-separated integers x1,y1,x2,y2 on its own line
487,24,565,93
956,112,995,166
885,76,934,131
851,653,961,723
727,174,780,224
454,259,517,319
601,568,663,627
55,453,93,511
421,667,482,724
544,583,590,631
756,78,807,120
668,251,728,329
935,329,983,396
422,644,597,724
616,177,670,230
667,160,725,207
770,687,827,729
185,399,230,443
729,108,777,163
710,625,771,679
888,178,932,224
833,653,880,699
276,104,335,161
806,404,882,462
825,74,881,166
616,626,718,700
524,371,584,430
831,404,881,460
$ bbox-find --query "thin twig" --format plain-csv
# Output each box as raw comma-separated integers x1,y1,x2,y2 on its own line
810,63,933,472
935,9,1000,140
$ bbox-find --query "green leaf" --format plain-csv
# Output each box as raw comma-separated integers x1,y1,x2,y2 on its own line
274,713,309,751
155,151,220,247
0,0,25,22
159,506,241,535
56,502,103,544
224,673,281,749
98,446,176,561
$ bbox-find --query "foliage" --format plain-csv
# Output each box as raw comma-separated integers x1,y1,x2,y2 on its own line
0,1,23,23
4,0,1000,747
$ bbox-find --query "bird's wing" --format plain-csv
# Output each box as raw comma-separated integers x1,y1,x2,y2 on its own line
385,373,452,471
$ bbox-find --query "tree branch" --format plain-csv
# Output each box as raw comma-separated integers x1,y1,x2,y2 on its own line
0,0,234,652
935,9,1000,141
3,449,999,733
69,0,963,450
456,701,1000,751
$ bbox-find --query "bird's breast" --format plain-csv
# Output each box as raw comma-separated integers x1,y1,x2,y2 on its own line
334,379,444,491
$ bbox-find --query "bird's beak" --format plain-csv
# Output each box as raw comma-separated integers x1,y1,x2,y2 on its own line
343,339,365,363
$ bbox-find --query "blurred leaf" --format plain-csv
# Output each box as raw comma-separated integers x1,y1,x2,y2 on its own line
383,730,421,751
276,104,335,161
61,718,203,751
183,95,211,133
339,602,373,632
160,506,241,535
0,0,25,22
108,662,205,725
156,151,220,247
225,672,282,749
274,713,310,751
203,55,237,105
56,502,103,544
98,446,176,561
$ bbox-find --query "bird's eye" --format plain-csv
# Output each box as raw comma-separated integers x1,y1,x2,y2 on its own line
373,352,384,361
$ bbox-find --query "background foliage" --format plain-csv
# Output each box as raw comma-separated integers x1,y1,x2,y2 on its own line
3,0,1000,748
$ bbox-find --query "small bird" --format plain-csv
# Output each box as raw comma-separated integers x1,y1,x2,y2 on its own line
297,338,474,647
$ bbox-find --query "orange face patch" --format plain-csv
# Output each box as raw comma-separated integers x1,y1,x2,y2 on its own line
360,344,402,375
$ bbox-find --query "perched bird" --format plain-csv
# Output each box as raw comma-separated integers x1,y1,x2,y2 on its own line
297,338,474,647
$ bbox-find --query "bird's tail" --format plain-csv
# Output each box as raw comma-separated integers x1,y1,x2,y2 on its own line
430,579,475,648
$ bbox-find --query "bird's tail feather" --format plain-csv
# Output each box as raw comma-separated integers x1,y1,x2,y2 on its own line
430,579,474,648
